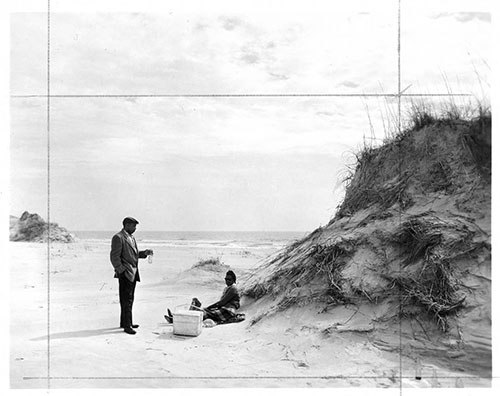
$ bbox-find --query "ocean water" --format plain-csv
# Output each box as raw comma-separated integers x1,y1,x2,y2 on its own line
73,230,308,250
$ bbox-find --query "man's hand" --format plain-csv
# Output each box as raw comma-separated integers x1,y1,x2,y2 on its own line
144,249,154,256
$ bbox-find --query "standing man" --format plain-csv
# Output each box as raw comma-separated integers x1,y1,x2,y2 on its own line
110,217,153,335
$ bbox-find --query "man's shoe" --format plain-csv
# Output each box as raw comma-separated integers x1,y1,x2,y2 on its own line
120,324,139,329
164,314,173,324
123,327,136,335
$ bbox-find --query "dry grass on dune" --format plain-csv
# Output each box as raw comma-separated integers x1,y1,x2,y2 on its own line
240,102,491,338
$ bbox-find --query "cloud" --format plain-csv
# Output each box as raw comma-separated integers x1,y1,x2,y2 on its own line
240,51,260,65
338,81,360,89
9,9,491,231
433,12,491,23
220,16,244,31
268,72,289,81
194,22,209,32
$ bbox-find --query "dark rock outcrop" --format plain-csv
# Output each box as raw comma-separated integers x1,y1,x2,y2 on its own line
10,211,75,242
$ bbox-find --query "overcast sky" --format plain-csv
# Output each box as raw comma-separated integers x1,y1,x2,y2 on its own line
9,0,491,231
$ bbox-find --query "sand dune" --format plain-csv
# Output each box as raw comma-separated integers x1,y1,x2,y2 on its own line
10,238,489,389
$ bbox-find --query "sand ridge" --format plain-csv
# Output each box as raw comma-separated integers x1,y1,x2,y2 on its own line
10,239,489,388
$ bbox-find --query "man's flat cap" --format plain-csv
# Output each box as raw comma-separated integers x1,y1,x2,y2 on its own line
123,217,139,225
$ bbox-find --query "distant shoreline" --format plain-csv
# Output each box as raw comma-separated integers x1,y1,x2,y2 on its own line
70,230,308,250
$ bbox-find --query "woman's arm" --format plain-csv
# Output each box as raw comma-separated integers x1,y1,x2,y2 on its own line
207,286,238,309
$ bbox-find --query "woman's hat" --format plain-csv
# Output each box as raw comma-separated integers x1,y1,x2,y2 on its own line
225,270,236,282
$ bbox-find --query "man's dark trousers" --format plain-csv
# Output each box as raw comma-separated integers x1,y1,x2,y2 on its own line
119,273,137,328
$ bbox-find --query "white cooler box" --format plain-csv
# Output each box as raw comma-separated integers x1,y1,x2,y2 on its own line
173,310,203,336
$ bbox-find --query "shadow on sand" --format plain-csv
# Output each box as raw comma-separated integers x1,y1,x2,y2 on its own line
157,332,194,341
154,324,194,341
31,327,123,341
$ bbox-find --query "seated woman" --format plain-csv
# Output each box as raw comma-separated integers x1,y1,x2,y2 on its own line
165,270,243,324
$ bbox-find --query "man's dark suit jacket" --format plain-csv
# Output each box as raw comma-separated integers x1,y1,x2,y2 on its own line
110,229,147,282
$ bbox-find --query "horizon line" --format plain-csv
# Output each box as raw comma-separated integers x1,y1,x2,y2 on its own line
71,229,310,233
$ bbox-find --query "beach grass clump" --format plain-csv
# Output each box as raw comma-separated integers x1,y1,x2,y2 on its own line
396,216,443,265
386,214,484,331
402,97,490,132
461,111,491,180
243,237,356,321
390,258,465,332
192,256,228,270
243,231,323,300
334,149,412,219
406,99,438,131
309,243,350,303
334,100,490,221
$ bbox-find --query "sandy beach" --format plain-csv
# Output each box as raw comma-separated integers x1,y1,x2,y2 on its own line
9,238,490,389
7,2,494,394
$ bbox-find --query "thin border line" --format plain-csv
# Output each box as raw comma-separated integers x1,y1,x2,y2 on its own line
11,93,471,98
397,0,403,393
46,0,51,391
22,375,492,380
